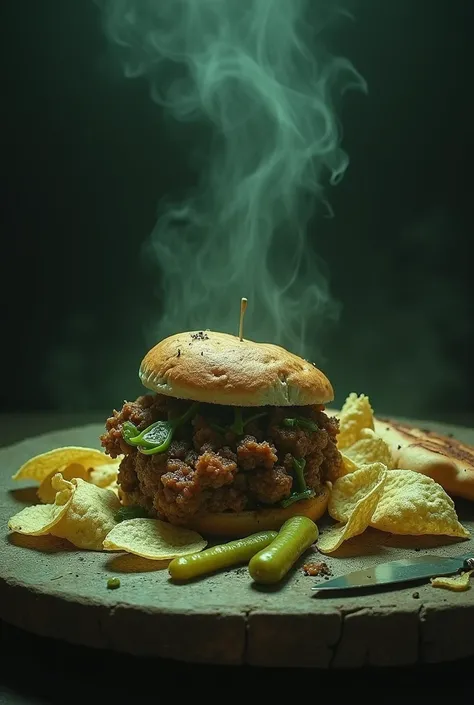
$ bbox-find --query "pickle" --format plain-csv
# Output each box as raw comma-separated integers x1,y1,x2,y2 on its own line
168,530,278,581
248,516,319,584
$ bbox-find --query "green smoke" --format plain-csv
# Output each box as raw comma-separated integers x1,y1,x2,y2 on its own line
99,0,366,357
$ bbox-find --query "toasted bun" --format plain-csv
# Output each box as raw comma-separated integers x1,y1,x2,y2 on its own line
139,331,333,407
374,418,474,501
182,486,330,537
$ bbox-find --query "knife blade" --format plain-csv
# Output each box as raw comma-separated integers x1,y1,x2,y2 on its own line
312,553,474,594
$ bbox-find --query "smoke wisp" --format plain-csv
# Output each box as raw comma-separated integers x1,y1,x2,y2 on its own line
99,0,365,360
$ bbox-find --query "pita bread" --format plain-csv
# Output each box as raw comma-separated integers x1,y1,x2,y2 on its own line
374,418,474,501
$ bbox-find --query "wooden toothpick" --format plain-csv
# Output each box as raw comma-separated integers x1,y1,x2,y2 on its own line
239,297,248,341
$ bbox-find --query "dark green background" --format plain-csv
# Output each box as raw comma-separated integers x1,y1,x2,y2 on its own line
2,0,473,423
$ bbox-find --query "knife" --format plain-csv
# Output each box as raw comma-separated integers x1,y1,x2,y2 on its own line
312,553,474,594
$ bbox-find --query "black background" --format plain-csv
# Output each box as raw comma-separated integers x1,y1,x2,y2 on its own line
2,0,473,423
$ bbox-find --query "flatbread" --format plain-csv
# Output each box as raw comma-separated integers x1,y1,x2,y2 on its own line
374,418,474,501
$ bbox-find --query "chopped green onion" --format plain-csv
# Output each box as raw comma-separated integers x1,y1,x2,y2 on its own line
292,457,307,493
122,421,140,443
280,489,315,508
210,409,268,437
137,424,174,453
121,402,199,455
229,408,244,435
244,411,268,426
209,421,228,434
279,457,314,507
282,416,318,433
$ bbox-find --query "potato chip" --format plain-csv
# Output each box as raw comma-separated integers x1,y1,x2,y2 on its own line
38,465,120,504
37,463,90,504
89,461,120,489
431,570,472,592
107,480,120,497
8,475,74,536
12,447,110,483
103,518,207,560
328,462,387,523
340,453,359,476
51,478,120,550
344,428,394,470
338,393,374,449
317,463,387,554
370,469,470,538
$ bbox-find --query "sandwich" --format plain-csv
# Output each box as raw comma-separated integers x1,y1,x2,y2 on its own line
374,418,474,501
100,331,343,536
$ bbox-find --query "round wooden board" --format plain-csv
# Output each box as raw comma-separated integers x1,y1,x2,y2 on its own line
1,420,473,668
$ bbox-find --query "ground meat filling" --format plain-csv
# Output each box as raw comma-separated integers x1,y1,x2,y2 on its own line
237,436,278,470
100,394,342,524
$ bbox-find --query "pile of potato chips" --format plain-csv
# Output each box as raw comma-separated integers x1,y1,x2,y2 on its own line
8,447,207,559
318,393,470,554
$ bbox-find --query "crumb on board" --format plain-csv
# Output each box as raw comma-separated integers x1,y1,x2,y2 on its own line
303,561,332,577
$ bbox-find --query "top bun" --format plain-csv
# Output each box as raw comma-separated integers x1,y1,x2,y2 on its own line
139,330,334,407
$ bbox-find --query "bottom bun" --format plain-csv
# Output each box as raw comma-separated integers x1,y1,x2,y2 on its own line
183,485,330,538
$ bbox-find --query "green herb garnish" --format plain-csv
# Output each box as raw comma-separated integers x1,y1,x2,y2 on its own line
122,421,140,443
280,489,315,508
242,410,268,427
282,416,318,433
209,421,228,434
292,457,307,493
230,408,244,435
107,577,121,590
114,505,149,523
210,409,268,437
280,457,315,507
121,402,199,455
